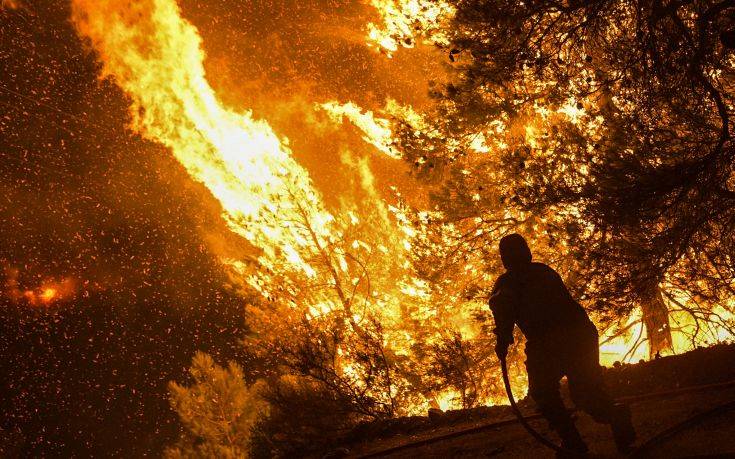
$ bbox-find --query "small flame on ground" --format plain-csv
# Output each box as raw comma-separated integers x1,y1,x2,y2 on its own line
599,302,735,366
599,310,648,366
4,267,76,306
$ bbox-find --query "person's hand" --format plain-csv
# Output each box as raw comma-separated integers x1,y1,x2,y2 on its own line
488,289,505,309
495,342,508,362
489,288,515,311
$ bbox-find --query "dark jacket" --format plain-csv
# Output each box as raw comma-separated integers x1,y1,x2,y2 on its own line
489,262,594,350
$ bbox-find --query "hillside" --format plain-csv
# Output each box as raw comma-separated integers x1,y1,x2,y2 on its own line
343,344,735,458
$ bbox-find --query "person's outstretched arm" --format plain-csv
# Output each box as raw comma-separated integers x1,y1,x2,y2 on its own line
489,275,516,360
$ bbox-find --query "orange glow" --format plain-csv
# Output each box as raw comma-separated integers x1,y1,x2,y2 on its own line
40,287,57,302
1,0,25,11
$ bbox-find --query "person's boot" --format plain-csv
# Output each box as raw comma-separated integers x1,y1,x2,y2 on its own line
556,425,589,458
610,403,636,453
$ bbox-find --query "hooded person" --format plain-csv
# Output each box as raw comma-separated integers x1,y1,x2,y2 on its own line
489,233,635,456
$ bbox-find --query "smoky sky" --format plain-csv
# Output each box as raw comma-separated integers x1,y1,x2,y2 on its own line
0,1,247,455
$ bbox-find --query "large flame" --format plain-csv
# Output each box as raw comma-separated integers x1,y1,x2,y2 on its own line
70,0,456,411
71,0,337,298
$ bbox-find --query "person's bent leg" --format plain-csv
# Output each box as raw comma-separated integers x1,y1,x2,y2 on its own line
527,357,587,454
567,363,615,423
567,330,636,452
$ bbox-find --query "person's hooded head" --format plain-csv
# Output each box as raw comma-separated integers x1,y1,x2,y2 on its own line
499,233,532,272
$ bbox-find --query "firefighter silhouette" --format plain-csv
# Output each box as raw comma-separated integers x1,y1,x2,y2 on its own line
489,234,636,455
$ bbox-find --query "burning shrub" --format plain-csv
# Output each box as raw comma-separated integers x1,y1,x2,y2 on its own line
426,332,491,409
240,304,434,455
245,309,409,418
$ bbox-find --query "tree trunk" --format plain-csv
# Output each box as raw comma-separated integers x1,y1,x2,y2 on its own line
641,285,673,358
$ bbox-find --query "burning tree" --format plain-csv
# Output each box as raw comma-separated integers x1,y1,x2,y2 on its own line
391,0,735,357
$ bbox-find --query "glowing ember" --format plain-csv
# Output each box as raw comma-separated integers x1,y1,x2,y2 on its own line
39,287,57,302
